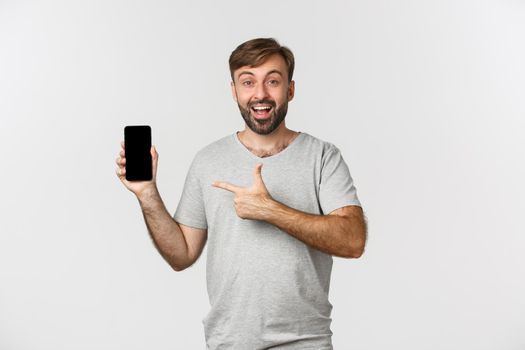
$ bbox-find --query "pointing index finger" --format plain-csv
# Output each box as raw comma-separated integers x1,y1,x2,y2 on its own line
212,181,241,193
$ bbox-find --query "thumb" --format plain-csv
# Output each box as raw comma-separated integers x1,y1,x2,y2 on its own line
151,145,158,179
253,163,266,188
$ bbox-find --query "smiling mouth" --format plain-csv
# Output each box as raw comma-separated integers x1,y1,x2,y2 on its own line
251,105,273,119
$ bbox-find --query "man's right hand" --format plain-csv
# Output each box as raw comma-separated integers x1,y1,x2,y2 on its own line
115,140,207,272
115,141,159,197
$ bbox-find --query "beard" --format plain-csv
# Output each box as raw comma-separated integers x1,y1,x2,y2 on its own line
237,99,288,135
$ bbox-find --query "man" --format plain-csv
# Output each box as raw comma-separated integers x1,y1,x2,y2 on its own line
116,38,367,350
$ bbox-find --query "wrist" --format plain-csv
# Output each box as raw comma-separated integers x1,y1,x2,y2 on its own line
261,197,283,222
136,184,159,203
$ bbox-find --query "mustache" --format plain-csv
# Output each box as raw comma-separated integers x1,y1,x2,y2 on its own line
248,99,276,109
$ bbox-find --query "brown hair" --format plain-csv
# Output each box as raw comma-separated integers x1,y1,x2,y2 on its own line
229,38,295,82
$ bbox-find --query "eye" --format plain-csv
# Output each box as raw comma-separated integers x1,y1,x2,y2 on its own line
267,79,280,86
241,80,253,86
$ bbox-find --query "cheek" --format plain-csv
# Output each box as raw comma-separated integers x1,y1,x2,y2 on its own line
274,90,289,105
236,91,252,104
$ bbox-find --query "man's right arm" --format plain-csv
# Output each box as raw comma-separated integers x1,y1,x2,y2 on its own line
116,142,207,271
136,186,183,270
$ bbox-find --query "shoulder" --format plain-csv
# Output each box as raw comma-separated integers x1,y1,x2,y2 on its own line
190,133,235,168
299,132,340,158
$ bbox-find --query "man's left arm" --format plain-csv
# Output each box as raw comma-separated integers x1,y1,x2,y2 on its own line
263,201,367,258
212,163,367,258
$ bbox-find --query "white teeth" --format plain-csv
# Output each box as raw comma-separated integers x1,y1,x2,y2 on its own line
253,106,271,111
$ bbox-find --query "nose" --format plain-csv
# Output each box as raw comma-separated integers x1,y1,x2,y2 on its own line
253,82,269,101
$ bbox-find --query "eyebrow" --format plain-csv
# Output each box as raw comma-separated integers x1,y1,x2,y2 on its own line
237,69,284,80
237,71,255,79
265,69,283,77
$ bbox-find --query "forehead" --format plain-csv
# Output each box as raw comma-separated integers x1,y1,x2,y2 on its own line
234,54,288,80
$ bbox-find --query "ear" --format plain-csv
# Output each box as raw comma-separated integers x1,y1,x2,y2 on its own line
230,81,238,102
287,80,295,102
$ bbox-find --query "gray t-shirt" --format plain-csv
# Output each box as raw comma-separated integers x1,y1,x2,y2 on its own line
174,131,361,350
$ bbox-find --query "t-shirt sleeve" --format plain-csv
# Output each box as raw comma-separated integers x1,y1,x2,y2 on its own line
173,155,208,230
319,145,361,215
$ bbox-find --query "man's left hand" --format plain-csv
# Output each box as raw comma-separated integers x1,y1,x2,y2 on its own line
212,163,274,221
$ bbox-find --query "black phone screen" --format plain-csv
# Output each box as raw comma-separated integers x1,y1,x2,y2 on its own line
124,125,152,181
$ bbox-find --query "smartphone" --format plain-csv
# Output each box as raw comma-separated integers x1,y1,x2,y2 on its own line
124,125,152,181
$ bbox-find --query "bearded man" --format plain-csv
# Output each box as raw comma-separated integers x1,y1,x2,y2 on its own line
116,37,367,350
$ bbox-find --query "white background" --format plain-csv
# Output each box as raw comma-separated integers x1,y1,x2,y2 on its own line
1,0,524,349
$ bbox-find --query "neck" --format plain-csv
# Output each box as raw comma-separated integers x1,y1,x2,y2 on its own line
237,122,299,158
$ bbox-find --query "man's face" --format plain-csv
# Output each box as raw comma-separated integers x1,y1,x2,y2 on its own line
231,54,295,135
